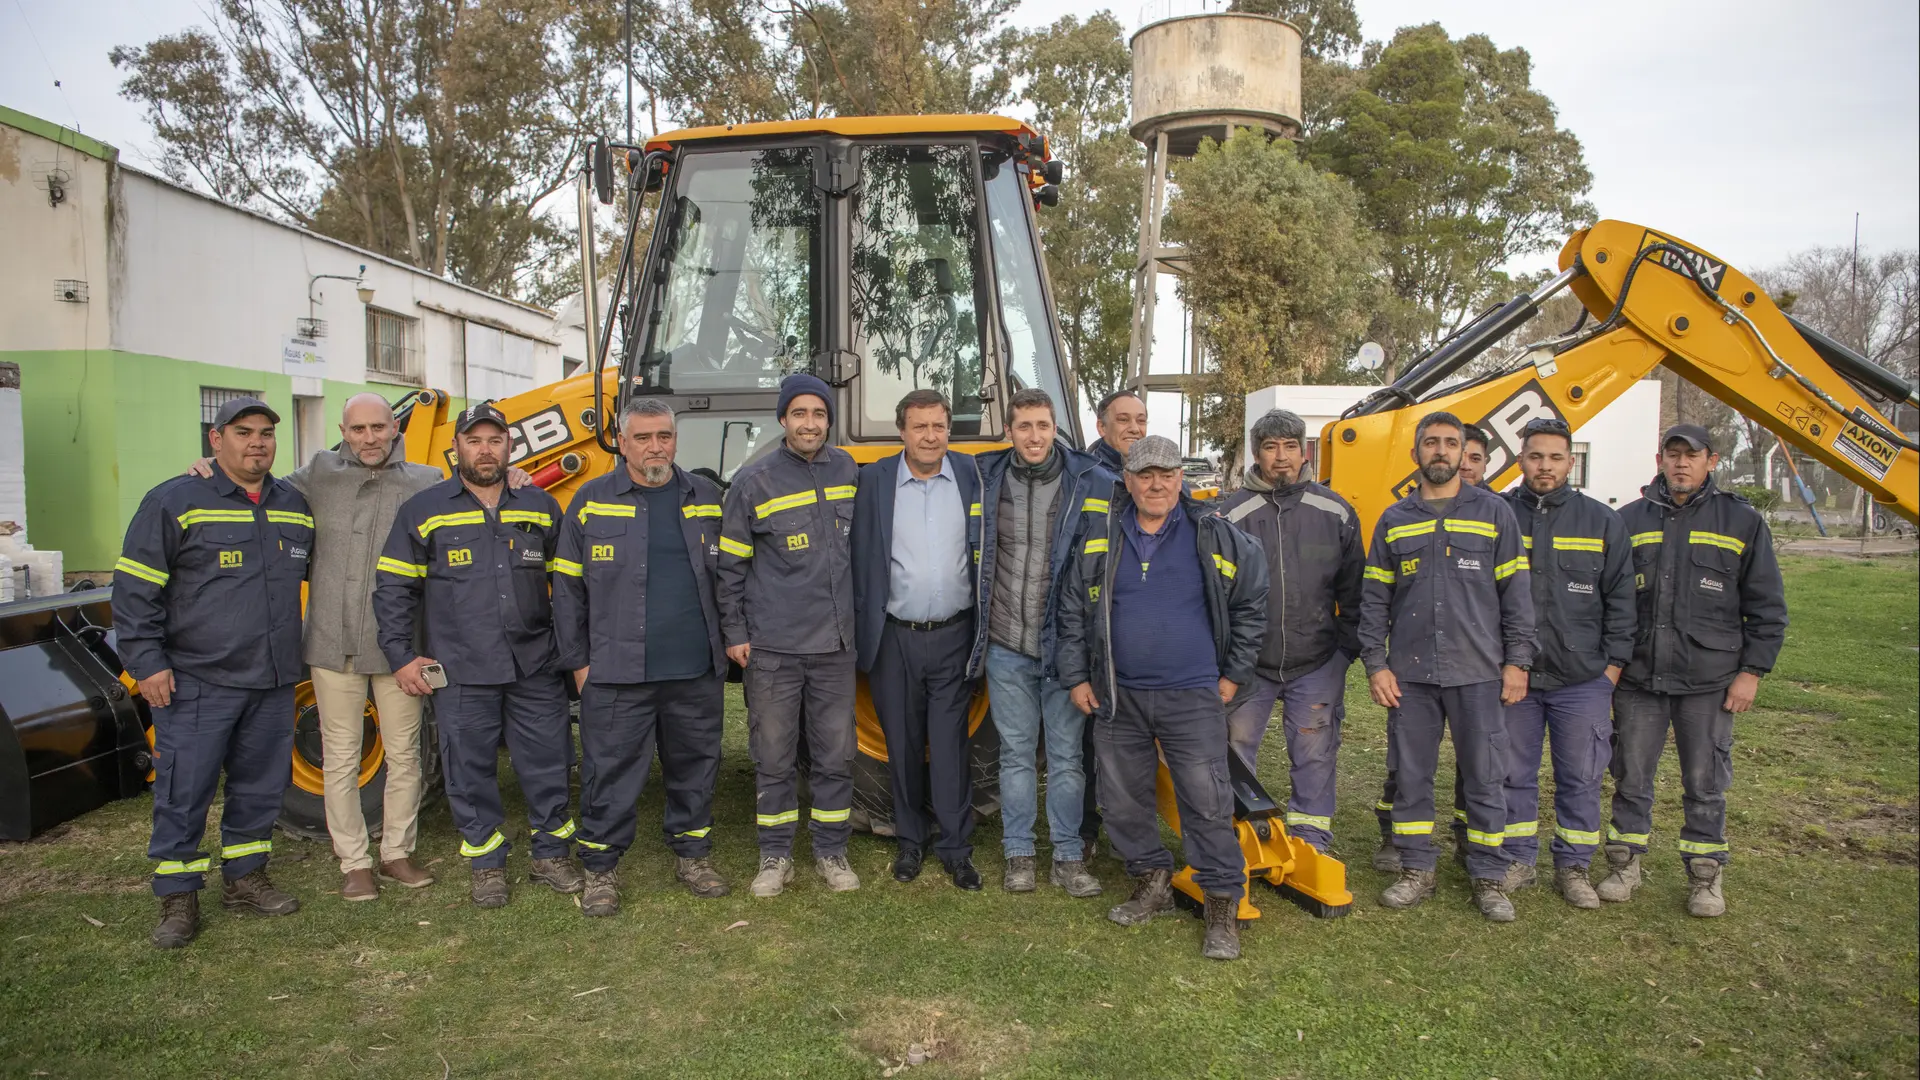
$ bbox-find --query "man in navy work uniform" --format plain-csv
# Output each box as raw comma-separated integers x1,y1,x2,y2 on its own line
373,402,582,909
854,390,985,890
969,388,1112,897
717,372,863,898
552,397,731,917
1360,410,1536,922
117,396,312,948
1501,416,1635,909
1059,435,1268,960
1211,408,1362,854
1077,387,1148,854
1600,423,1787,917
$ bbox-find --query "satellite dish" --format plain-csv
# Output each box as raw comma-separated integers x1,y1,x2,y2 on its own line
1353,341,1385,372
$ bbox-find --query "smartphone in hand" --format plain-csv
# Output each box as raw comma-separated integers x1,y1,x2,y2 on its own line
421,663,448,690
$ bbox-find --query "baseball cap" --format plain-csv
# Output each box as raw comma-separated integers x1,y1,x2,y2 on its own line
1662,423,1713,452
1124,434,1183,473
212,396,280,428
455,402,510,434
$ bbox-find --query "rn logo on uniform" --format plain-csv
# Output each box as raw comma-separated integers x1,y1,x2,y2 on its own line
448,548,473,567
591,544,616,562
787,533,810,551
219,550,243,569
1401,557,1420,575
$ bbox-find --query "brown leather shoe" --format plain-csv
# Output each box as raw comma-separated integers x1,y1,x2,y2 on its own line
378,858,436,889
151,892,200,949
341,868,379,902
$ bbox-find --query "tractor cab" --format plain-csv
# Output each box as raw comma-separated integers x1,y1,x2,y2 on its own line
584,116,1076,477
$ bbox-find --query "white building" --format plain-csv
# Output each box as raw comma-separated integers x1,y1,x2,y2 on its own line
1243,379,1663,512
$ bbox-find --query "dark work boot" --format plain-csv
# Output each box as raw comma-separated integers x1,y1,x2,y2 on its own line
580,869,619,918
1107,868,1175,926
1504,861,1538,892
1050,859,1103,898
1201,893,1241,960
1379,868,1437,910
221,870,300,916
530,857,586,895
1472,878,1517,923
1372,832,1402,874
1003,855,1037,893
151,892,200,949
471,866,509,908
676,857,730,898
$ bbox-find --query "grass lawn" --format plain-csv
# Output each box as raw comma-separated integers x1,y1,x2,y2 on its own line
2,554,1915,1079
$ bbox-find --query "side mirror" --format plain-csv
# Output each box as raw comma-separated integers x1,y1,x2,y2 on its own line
1044,159,1064,186
1036,184,1060,208
591,136,614,205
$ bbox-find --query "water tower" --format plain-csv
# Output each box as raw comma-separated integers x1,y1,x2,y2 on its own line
1125,6,1303,432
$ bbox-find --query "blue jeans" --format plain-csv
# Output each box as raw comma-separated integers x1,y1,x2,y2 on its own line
984,643,1086,861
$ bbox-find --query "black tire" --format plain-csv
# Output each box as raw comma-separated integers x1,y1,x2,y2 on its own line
849,709,1002,835
276,686,442,841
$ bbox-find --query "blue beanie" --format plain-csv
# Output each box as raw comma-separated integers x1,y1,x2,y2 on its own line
777,372,835,425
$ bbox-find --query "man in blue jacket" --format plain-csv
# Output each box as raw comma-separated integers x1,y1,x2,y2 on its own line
969,388,1114,896
853,389,985,889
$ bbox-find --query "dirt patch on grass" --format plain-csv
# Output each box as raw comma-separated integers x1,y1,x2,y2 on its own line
0,861,146,904
849,997,1030,1076
1767,796,1920,864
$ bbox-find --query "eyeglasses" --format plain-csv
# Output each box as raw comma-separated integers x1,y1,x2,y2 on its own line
1520,417,1571,437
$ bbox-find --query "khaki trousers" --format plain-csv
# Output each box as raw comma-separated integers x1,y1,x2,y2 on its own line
310,665,425,873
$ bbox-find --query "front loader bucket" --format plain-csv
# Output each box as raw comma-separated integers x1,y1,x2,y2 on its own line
0,588,151,840
1155,747,1353,921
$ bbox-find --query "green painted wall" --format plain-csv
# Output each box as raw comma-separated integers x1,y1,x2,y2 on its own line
6,348,447,571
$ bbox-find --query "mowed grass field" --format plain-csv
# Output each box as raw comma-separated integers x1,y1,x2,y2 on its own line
2,554,1915,1079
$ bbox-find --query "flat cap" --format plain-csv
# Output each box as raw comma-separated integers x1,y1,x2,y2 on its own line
1124,434,1183,473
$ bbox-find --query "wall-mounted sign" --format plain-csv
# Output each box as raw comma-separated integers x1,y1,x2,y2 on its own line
282,335,327,379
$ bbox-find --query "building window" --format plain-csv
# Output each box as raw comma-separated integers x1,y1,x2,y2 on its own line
366,308,422,384
200,386,265,456
1570,441,1591,488
563,355,584,378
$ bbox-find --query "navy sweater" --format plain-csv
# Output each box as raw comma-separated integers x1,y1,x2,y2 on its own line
1109,510,1218,690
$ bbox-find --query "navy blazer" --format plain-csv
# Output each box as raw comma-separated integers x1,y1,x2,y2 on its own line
851,450,984,673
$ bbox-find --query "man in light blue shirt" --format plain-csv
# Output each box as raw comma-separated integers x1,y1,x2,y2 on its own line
852,390,985,889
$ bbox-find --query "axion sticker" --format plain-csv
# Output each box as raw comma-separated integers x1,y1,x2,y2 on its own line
1833,419,1898,481
1390,379,1565,498
1638,229,1728,293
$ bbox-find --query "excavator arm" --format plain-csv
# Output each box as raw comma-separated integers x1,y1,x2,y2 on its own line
1319,219,1918,538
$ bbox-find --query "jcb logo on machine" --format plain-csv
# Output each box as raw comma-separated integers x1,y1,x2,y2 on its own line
1833,419,1898,481
218,550,243,569
441,404,574,471
1401,557,1420,576
1638,229,1728,293
786,533,810,551
447,548,473,567
591,544,616,562
1390,379,1564,497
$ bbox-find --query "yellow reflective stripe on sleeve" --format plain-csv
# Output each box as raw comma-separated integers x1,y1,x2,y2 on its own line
1503,820,1539,838
220,840,272,859
154,858,212,875
1555,826,1601,846
550,558,584,578
1493,555,1528,580
1384,520,1437,543
1453,808,1469,822
578,501,637,523
1465,828,1505,847
460,830,506,858
500,509,554,528
576,838,612,851
115,557,171,586
1391,821,1434,835
377,556,428,578
1443,518,1497,538
682,503,723,519
756,490,819,518
1082,497,1110,514
264,510,315,528
718,536,754,558
756,809,800,827
1607,824,1650,845
1689,530,1746,555
1374,800,1393,813
1363,565,1396,584
540,819,577,839
677,827,712,838
1211,553,1236,578
1675,838,1730,855
1630,531,1663,547
1522,535,1533,549
969,502,982,517
418,510,487,537
177,508,257,528
1083,538,1109,555
1285,813,1331,831
1551,536,1605,552
824,485,856,501
810,807,851,823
